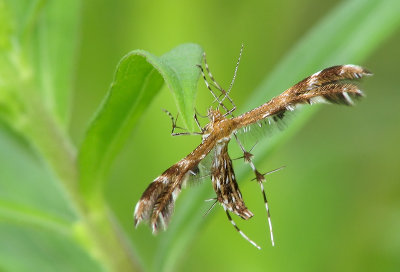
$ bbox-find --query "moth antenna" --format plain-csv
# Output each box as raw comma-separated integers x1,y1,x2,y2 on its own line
219,44,244,116
226,210,261,250
200,52,236,116
197,63,230,113
226,44,244,96
221,43,244,117
203,51,237,113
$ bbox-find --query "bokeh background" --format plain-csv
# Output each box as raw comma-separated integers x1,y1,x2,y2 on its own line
1,0,399,271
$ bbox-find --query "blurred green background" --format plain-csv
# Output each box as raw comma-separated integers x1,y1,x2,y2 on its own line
1,0,400,271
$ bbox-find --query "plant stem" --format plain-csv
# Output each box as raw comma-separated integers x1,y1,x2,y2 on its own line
83,195,141,272
20,95,140,271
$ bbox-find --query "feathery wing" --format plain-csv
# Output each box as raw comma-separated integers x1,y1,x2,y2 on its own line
134,161,199,232
211,141,253,219
235,65,372,129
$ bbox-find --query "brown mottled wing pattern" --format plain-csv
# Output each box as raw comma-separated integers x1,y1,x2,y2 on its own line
211,140,253,220
134,161,197,233
134,133,216,233
235,65,372,128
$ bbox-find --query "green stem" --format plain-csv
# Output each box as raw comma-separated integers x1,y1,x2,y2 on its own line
20,94,140,272
2,2,139,271
83,195,141,272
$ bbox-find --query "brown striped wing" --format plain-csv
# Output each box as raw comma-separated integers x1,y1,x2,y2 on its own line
235,65,372,129
211,141,253,220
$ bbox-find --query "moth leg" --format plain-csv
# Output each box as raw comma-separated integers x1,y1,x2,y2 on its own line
194,113,204,133
194,108,208,119
203,198,218,217
203,52,238,117
162,109,203,136
233,133,284,246
203,49,239,117
198,53,235,116
232,141,257,161
225,210,261,250
197,63,230,113
203,51,223,91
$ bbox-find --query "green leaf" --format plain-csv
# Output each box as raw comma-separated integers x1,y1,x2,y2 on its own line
153,0,400,271
0,124,76,224
29,0,81,127
0,0,80,127
78,43,203,199
0,222,104,272
0,0,12,50
0,125,103,271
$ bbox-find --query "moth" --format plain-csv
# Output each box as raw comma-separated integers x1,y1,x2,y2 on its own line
134,46,371,249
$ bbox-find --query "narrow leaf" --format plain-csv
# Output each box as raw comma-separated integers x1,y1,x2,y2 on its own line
78,43,203,198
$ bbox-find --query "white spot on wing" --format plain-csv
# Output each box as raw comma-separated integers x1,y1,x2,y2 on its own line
343,92,354,105
312,70,321,77
177,160,188,167
158,213,167,230
172,188,180,201
158,176,169,184
134,201,141,217
310,96,328,105
344,64,361,70
262,112,270,119
286,105,295,111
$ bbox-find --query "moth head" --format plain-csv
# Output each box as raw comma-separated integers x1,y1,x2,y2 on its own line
207,108,223,123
